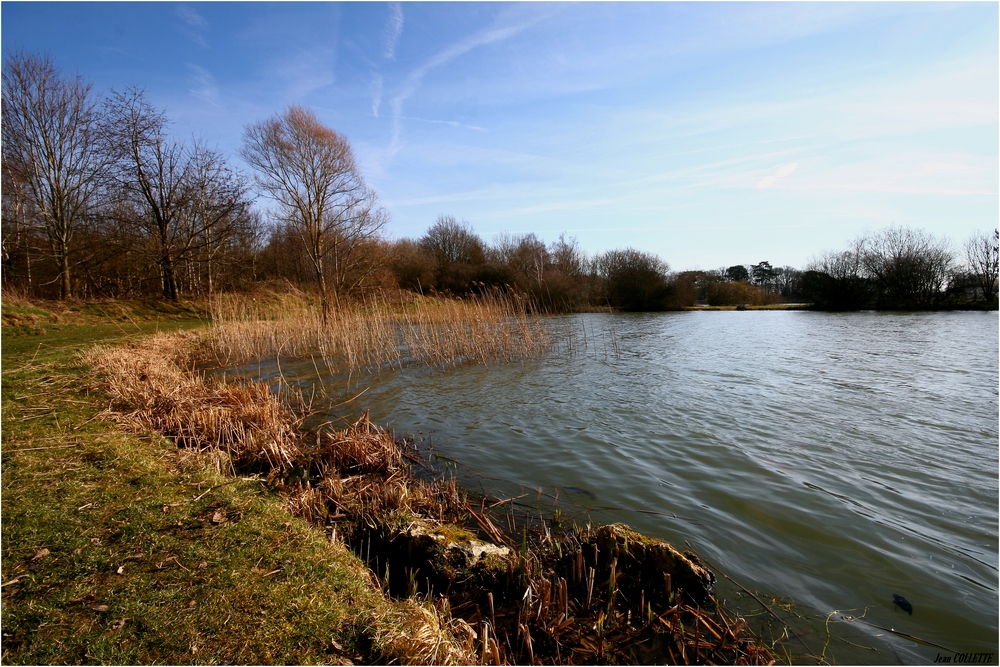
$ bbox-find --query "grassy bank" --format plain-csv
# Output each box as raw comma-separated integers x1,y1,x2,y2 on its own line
0,299,454,665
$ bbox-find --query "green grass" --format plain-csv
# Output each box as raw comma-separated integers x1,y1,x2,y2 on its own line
1,306,408,665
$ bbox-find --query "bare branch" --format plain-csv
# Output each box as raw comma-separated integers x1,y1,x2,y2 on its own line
241,106,386,313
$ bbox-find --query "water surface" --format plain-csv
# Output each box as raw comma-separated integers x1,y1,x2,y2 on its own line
238,311,998,663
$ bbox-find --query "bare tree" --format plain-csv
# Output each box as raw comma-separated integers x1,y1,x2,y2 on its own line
326,196,390,298
177,142,254,296
964,229,998,301
860,226,953,308
421,215,484,266
388,238,435,292
594,248,672,311
1,158,35,293
104,88,250,300
495,232,548,288
241,106,385,315
2,52,107,298
419,215,487,293
103,88,190,299
548,233,586,280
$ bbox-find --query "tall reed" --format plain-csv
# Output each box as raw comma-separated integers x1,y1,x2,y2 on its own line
205,289,550,374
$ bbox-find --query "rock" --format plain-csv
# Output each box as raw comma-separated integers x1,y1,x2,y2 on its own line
358,517,512,597
407,521,510,570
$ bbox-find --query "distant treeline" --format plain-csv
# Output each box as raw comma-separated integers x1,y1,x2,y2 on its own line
380,218,998,311
3,51,997,312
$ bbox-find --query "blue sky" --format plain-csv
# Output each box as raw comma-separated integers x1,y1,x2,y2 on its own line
3,2,997,270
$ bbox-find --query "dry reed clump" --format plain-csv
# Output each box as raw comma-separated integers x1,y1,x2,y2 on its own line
205,289,550,374
284,419,468,535
380,601,479,665
314,411,403,475
482,522,775,666
84,332,300,472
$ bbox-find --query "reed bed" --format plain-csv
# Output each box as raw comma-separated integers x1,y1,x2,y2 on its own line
206,289,550,374
84,332,301,472
482,522,777,666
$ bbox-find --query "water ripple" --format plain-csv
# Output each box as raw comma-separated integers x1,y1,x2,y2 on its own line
243,310,998,663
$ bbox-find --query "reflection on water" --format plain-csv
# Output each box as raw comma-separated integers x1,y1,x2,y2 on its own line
232,311,999,663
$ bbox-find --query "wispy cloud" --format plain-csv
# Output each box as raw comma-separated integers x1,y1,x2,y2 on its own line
389,16,544,155
370,73,383,118
186,64,219,105
176,6,209,48
783,154,998,197
402,116,486,132
756,162,798,190
266,48,337,100
383,3,404,60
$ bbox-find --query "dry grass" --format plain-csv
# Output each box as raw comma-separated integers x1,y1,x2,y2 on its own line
205,288,550,373
381,602,479,665
84,332,300,473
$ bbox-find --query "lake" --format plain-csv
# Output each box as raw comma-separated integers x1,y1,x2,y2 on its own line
234,310,998,663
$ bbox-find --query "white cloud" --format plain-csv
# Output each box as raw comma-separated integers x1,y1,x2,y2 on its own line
784,154,997,197
176,6,209,48
383,3,404,60
775,163,798,178
390,16,544,155
756,162,798,190
186,64,219,105
371,73,383,118
266,48,337,100
401,116,486,132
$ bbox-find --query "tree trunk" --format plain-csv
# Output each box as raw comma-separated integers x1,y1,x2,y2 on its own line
60,249,72,299
207,256,214,296
161,251,178,300
317,267,330,322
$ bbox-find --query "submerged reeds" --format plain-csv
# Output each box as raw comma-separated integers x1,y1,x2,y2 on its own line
206,288,550,374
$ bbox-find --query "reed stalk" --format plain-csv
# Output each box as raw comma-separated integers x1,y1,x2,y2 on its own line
205,289,550,375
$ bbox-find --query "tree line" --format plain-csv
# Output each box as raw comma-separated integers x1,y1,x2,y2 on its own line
3,52,997,312
382,218,997,311
799,226,998,310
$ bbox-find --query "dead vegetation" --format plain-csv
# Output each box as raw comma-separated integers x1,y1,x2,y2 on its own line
85,332,299,472
205,288,550,373
88,326,773,664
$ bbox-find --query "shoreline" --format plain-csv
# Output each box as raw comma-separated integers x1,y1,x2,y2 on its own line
89,327,777,664
2,300,778,664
